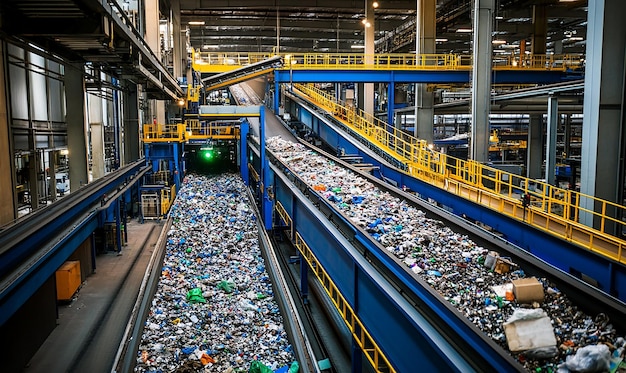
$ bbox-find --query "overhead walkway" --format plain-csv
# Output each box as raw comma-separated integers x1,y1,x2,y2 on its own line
292,83,625,263
286,83,626,301
193,51,584,72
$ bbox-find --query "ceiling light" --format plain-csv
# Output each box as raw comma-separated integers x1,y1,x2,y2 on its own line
202,45,219,49
372,1,379,8
435,38,448,42
456,28,472,33
351,45,365,49
492,40,506,45
361,19,367,25
188,21,205,25
495,16,504,20
567,37,583,41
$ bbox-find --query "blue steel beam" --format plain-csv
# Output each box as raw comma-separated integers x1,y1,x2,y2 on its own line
266,156,521,372
0,161,147,326
286,95,626,305
0,213,99,327
275,69,569,85
239,120,250,185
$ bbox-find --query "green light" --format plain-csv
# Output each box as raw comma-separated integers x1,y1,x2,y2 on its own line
203,150,213,159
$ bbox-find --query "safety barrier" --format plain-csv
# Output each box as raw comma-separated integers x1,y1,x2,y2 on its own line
275,201,395,373
142,123,186,142
192,50,584,73
185,119,240,140
292,83,626,265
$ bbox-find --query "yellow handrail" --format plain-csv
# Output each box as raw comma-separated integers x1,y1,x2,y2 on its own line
192,50,584,72
292,83,625,265
286,223,395,373
142,123,186,142
185,120,240,140
161,184,176,216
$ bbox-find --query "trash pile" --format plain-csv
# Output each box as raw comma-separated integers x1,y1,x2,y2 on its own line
136,173,296,373
267,136,626,372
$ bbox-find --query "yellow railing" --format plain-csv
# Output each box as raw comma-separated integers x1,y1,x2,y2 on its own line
142,123,186,142
161,185,176,216
290,228,395,373
187,86,200,103
275,201,293,240
248,163,260,182
185,119,240,140
292,83,626,265
192,50,584,72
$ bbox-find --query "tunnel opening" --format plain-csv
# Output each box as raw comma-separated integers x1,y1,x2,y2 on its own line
186,142,238,174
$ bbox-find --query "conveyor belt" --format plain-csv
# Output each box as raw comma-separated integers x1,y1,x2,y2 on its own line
0,160,149,326
250,135,626,372
202,56,282,92
286,84,626,302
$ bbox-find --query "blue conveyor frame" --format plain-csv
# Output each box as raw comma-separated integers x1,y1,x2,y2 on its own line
247,140,523,372
285,91,626,303
0,160,148,326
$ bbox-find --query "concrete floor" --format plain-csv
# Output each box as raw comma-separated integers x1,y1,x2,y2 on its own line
24,220,164,373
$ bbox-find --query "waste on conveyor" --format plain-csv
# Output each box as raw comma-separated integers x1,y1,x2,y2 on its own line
136,174,296,373
230,84,262,106
267,136,626,373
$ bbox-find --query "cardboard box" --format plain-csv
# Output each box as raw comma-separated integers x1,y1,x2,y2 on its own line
503,314,556,352
494,257,515,274
56,260,81,301
512,277,544,304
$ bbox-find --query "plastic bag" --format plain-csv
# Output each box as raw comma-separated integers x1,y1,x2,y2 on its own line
558,344,610,373
505,308,546,323
249,360,273,373
186,288,206,303
217,280,235,293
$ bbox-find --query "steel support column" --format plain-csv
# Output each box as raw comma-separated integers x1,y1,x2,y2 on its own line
65,63,89,192
470,0,494,162
580,0,626,230
123,82,140,164
414,0,436,143
171,0,183,79
563,114,571,160
531,4,547,55
173,142,181,192
387,81,395,128
112,79,121,169
239,120,249,185
260,108,272,230
363,0,375,117
527,114,543,179
274,80,280,113
545,95,558,186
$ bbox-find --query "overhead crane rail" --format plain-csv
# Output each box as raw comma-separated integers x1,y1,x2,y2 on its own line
290,83,626,267
192,50,584,73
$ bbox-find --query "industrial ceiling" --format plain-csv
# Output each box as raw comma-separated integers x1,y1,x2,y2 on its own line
179,0,588,55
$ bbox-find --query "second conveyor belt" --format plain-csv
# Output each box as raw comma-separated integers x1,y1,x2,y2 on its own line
246,130,626,372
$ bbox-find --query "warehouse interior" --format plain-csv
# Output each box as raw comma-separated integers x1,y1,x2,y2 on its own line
1,0,626,372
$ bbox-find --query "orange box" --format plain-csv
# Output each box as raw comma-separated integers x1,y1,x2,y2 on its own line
55,260,81,301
